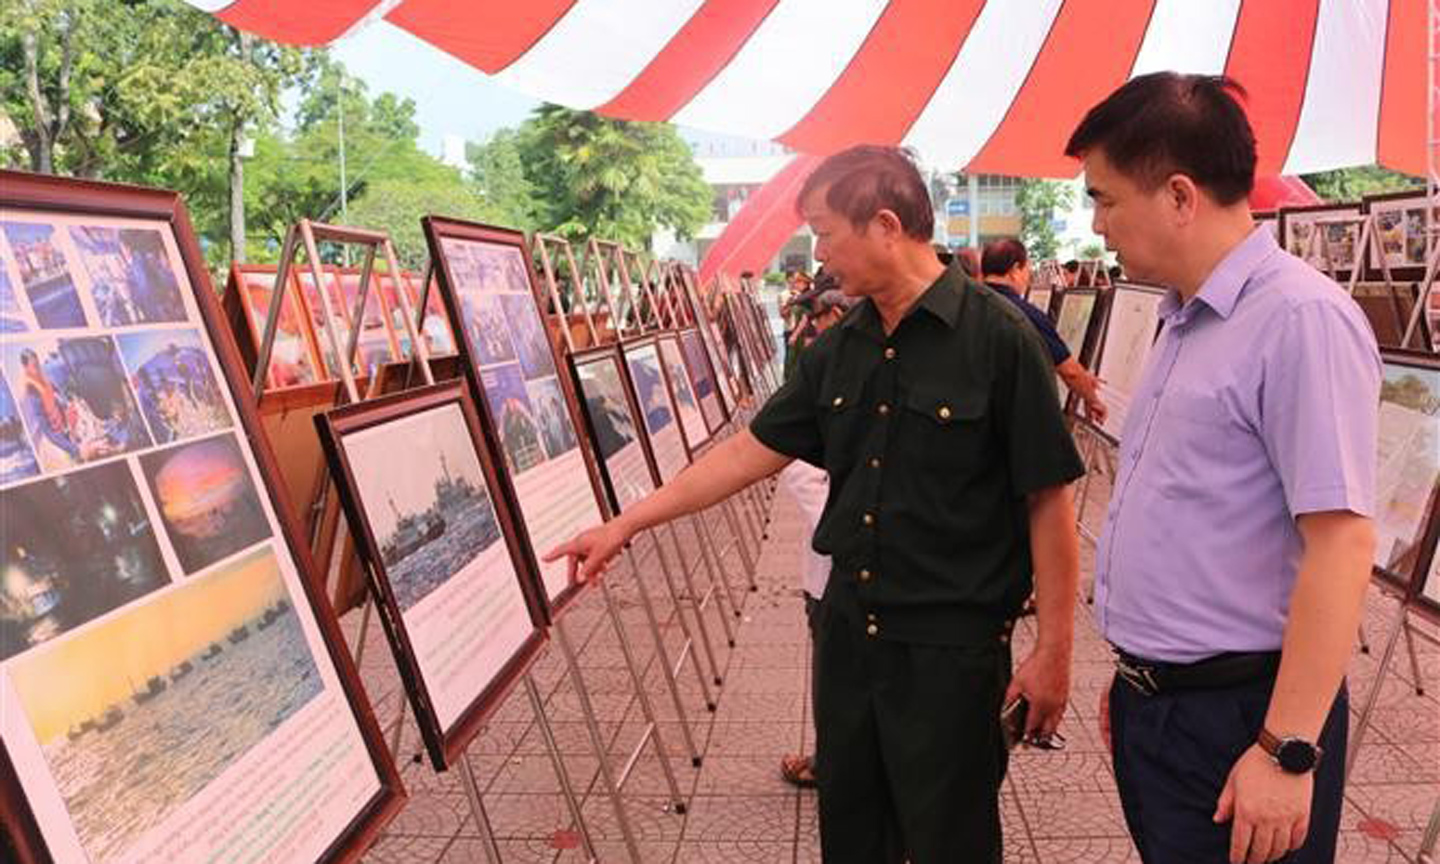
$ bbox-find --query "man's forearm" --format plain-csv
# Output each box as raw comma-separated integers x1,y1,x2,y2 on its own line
1027,484,1080,652
616,429,791,536
1056,358,1096,399
1265,513,1374,740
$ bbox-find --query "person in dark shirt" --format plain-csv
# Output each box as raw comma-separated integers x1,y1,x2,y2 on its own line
982,239,1107,423
548,145,1083,863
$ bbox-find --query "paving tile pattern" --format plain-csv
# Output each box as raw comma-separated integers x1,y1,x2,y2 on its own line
356,472,1439,863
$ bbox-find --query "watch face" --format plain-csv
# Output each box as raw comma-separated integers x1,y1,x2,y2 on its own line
1276,739,1318,773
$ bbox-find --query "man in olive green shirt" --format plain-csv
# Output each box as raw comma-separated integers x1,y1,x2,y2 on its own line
548,145,1083,863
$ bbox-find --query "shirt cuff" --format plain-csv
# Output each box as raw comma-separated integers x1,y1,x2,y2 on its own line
1288,482,1375,518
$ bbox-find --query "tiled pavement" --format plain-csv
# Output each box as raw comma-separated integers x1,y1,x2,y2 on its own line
355,479,1440,863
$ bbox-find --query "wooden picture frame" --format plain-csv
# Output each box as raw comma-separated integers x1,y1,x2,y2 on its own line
316,381,547,770
1278,202,1363,279
1374,350,1440,616
0,170,403,864
1051,287,1107,413
679,327,727,434
401,270,458,357
332,267,402,373
222,263,325,392
567,344,659,515
1351,281,1433,351
1086,282,1168,444
422,217,607,619
1361,189,1435,281
658,331,711,455
621,335,691,483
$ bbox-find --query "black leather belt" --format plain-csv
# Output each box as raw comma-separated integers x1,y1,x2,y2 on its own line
1114,649,1281,697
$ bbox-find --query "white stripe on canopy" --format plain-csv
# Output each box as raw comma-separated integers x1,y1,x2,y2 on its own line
1129,0,1241,77
1282,0,1388,174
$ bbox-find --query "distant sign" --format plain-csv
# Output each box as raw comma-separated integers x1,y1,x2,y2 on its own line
946,198,970,217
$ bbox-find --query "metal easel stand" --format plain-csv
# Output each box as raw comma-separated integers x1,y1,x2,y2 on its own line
677,512,740,646
657,520,728,688
1345,592,1414,782
633,526,720,709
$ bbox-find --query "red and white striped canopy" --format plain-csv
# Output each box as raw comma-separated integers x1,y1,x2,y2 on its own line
197,0,1425,179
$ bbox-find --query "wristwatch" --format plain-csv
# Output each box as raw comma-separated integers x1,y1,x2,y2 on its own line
1258,728,1321,774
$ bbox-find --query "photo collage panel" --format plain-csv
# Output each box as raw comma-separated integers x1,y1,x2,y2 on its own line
441,237,580,477
0,208,353,864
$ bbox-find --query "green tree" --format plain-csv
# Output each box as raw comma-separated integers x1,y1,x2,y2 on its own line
1014,178,1073,260
1300,165,1422,203
344,175,489,268
466,128,535,230
513,104,711,249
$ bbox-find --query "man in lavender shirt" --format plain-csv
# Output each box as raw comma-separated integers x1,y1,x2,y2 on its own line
1067,73,1379,864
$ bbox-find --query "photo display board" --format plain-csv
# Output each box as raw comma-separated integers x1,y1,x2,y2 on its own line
679,328,725,435
1374,351,1440,614
1027,286,1055,322
0,171,402,864
1052,288,1100,407
423,218,605,615
623,338,690,483
569,346,656,514
1091,283,1167,443
402,270,458,357
317,382,544,770
1280,203,1362,277
295,268,349,380
1363,189,1435,279
659,332,709,453
224,264,323,391
333,268,401,374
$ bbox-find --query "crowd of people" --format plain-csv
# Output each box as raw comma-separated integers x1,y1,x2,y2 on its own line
548,71,1379,864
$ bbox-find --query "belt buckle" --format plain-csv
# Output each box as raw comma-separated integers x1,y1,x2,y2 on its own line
1116,657,1159,696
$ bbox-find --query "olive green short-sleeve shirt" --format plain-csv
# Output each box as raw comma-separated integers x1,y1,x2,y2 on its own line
750,266,1084,645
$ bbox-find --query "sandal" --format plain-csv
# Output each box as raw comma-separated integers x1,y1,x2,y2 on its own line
780,754,818,789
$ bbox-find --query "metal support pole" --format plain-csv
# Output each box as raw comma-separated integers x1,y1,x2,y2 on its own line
681,513,737,646
554,618,644,864
523,673,599,863
618,541,702,766
1345,597,1412,781
251,224,300,395
458,752,505,864
633,530,716,709
658,522,725,690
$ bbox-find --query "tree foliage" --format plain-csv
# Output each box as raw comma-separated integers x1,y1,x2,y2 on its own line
509,104,712,249
1014,178,1073,260
1300,165,1423,203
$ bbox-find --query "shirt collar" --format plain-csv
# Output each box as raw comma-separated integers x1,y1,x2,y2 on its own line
1158,225,1279,321
984,280,1019,299
845,265,965,333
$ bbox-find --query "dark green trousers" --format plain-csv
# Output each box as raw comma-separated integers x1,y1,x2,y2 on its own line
813,599,1012,863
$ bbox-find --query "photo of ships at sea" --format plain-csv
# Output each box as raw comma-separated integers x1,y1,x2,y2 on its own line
10,546,322,863
342,402,503,613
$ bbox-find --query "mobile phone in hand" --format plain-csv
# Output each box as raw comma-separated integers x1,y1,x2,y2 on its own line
1000,697,1028,751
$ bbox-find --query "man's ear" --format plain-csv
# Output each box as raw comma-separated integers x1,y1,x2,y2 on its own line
1165,174,1201,226
872,209,905,240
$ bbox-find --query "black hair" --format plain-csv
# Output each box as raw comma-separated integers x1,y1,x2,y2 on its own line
1065,72,1256,205
797,145,934,241
981,238,1028,278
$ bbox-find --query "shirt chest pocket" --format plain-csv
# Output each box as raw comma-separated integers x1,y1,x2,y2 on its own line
902,383,990,475
1148,385,1254,496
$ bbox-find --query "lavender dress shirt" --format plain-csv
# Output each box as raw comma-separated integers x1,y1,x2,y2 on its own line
1094,226,1380,663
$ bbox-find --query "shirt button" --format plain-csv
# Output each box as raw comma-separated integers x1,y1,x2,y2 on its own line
869,457,881,469
877,403,890,416
832,396,844,407
866,612,877,621
883,347,896,360
937,405,952,420
866,623,879,637
863,512,875,526
859,568,872,582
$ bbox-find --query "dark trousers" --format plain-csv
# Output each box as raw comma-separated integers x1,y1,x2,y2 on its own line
805,593,820,769
813,599,1011,864
1110,673,1348,864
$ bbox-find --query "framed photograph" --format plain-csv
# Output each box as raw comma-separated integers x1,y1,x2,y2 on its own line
1373,350,1440,607
224,264,323,391
0,171,403,864
1278,203,1363,277
1253,210,1279,241
334,268,401,373
423,217,605,617
1051,287,1105,410
1027,285,1055,321
622,337,690,482
295,268,350,380
659,332,710,453
318,381,545,770
679,327,726,434
401,270,458,357
1362,189,1435,280
568,345,658,514
1089,282,1168,444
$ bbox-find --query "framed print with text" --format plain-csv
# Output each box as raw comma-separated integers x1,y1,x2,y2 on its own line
1279,203,1362,278
658,332,710,454
0,170,404,864
568,345,658,515
1373,350,1440,615
1363,189,1435,280
423,217,606,617
317,381,545,770
1088,282,1167,444
679,327,726,434
622,337,690,483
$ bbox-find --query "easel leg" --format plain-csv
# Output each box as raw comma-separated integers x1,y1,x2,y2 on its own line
458,751,506,864
1402,619,1426,696
660,522,725,688
1345,596,1410,781
618,545,703,768
523,672,599,863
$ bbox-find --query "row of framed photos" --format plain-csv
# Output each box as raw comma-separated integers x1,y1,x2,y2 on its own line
1043,280,1440,620
1256,188,1435,281
0,173,743,864
224,262,458,394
